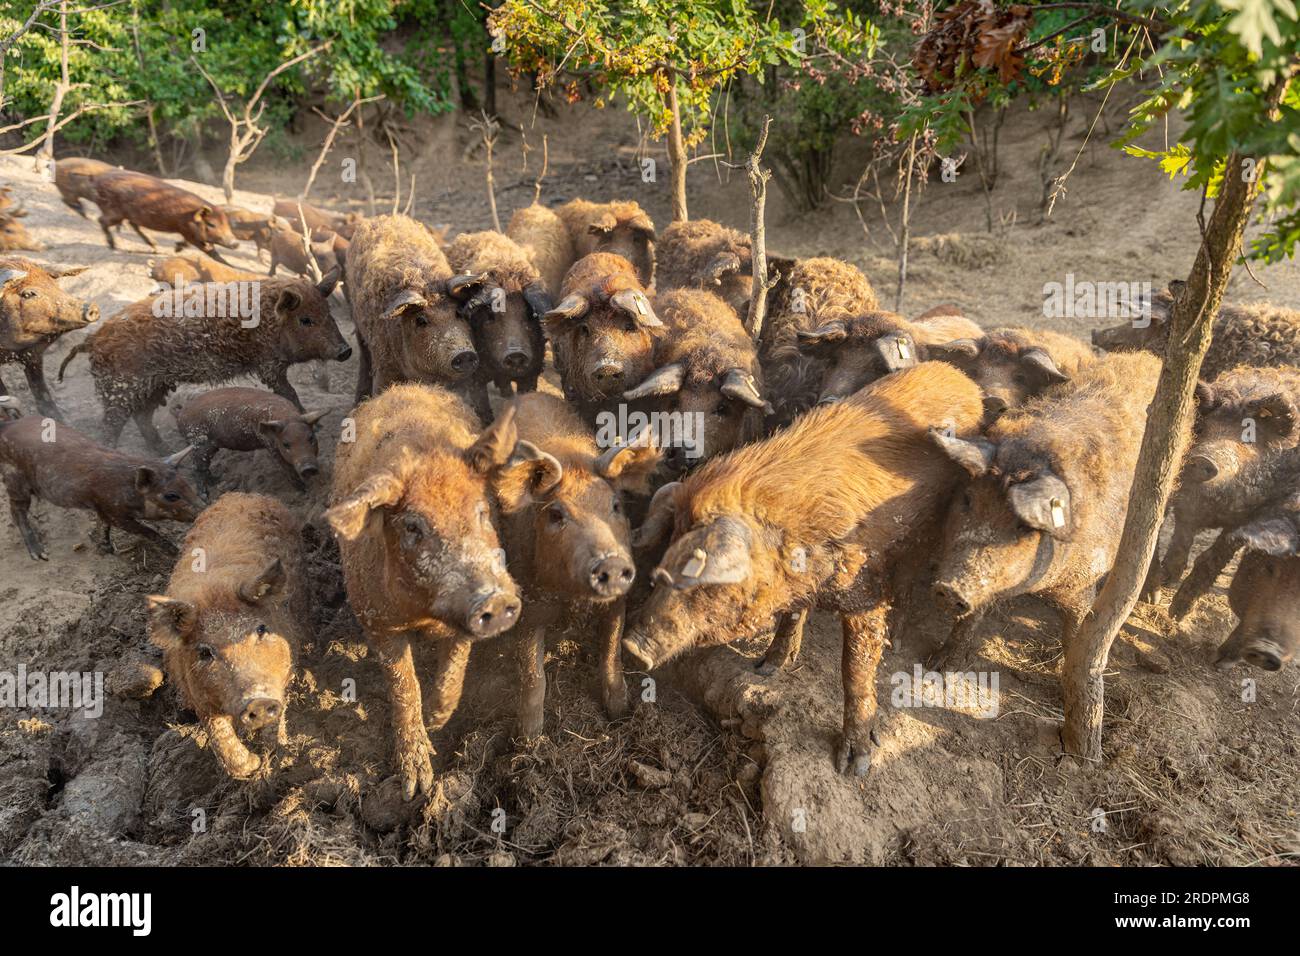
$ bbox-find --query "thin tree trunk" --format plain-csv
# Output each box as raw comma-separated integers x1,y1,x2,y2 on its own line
894,133,918,312
666,80,688,222
36,0,70,172
1060,77,1291,763
742,116,773,341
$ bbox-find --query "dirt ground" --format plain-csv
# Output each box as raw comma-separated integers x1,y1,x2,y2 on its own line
1,85,1297,866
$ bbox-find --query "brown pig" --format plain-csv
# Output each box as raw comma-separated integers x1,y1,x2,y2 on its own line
623,288,768,472
149,254,261,286
326,384,524,799
557,199,655,286
272,198,360,240
267,221,343,278
0,188,42,252
54,157,114,218
345,214,488,417
545,252,663,416
625,362,985,775
147,492,306,778
0,412,201,559
655,218,761,318
928,351,1163,676
0,257,99,419
491,393,659,737
170,387,328,494
58,270,348,449
93,169,240,258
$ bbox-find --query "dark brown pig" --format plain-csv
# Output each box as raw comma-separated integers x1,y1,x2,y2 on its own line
0,413,201,559
625,362,985,775
326,384,523,799
54,157,114,218
544,252,663,417
557,199,655,286
655,218,758,318
272,198,360,240
220,205,277,256
171,387,328,494
58,270,347,449
267,221,343,278
0,257,99,418
1148,366,1300,603
928,351,1163,682
927,326,1098,419
491,393,658,736
623,288,767,472
93,169,240,258
345,214,487,416
147,492,306,778
445,230,550,396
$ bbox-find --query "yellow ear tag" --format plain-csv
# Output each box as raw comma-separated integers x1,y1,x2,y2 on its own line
682,548,707,578
1050,498,1065,528
634,294,648,316
897,339,910,360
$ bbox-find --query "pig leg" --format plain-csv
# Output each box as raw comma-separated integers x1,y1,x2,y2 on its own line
354,336,373,404
758,608,807,676
193,443,216,496
97,214,120,250
926,609,987,670
92,517,113,555
1141,518,1198,602
202,714,262,778
127,220,159,251
6,482,47,561
516,626,547,739
102,403,130,447
372,632,435,800
19,353,62,420
425,636,472,733
259,367,303,412
131,401,167,454
1169,531,1239,622
597,601,629,719
837,600,889,776
113,516,179,557
467,383,493,426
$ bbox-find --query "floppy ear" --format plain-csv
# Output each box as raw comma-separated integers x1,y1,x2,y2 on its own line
1021,347,1070,384
274,287,304,316
673,516,752,589
596,426,660,494
446,273,484,302
497,439,564,506
466,403,518,474
238,558,286,605
383,288,427,321
588,213,618,235
135,466,159,491
634,480,680,550
795,320,848,355
623,363,685,400
1007,472,1073,539
1194,381,1219,412
874,330,917,372
146,595,197,650
699,251,742,285
1247,393,1297,435
257,419,286,440
0,267,29,288
325,472,405,540
299,409,328,428
45,265,88,279
629,213,656,241
719,368,766,409
611,289,663,328
1231,516,1300,556
926,337,983,361
522,281,553,319
929,428,996,478
544,294,589,326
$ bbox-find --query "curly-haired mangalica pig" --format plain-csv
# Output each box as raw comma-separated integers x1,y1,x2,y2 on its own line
59,270,347,449
760,256,877,421
795,306,985,405
346,214,488,415
326,384,524,799
545,252,663,414
54,157,114,218
93,169,240,259
445,230,551,396
506,202,575,296
150,254,261,286
626,362,984,775
0,412,201,560
267,220,344,279
623,288,768,472
272,198,361,240
147,492,306,778
1207,488,1300,672
171,386,327,495
557,199,655,286
928,351,1163,672
1092,282,1300,380
1149,366,1300,606
654,218,760,317
927,326,1098,419
491,393,658,737
1,258,98,418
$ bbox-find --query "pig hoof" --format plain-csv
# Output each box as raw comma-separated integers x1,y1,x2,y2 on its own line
227,753,263,779
603,687,630,721
28,547,49,562
395,745,435,801
834,736,876,777
755,657,783,677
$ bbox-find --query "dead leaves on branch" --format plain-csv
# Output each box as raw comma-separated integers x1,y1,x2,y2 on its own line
914,1,1033,93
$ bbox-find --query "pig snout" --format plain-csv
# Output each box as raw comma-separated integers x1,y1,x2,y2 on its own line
982,393,1010,417
450,348,479,375
465,588,521,637
239,696,282,731
589,554,635,598
1243,638,1285,672
297,461,320,479
593,359,625,387
1185,447,1237,484
335,343,353,362
622,626,689,671
79,302,100,326
934,581,974,616
502,347,531,373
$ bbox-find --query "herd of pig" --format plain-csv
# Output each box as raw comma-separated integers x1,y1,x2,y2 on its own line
1,158,1298,800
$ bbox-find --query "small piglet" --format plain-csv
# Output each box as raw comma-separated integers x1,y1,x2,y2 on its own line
0,411,202,559
147,492,307,778
171,386,328,494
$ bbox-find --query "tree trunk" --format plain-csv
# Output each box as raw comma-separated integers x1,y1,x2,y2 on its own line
36,0,69,172
1061,78,1290,762
666,81,688,222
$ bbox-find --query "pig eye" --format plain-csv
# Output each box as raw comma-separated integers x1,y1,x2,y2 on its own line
163,492,181,502
255,624,268,637
611,498,622,515
714,401,730,416
547,505,566,526
20,289,37,299
402,516,423,538
196,644,215,663
577,322,590,338
299,315,313,326
415,315,429,327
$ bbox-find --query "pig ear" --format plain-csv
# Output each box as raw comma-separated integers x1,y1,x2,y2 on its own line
383,288,427,321
1230,512,1300,556
674,516,752,589
929,428,996,478
1194,381,1219,412
1247,393,1297,435
325,472,405,541
466,403,518,474
504,440,564,498
699,251,742,285
623,363,685,400
275,287,304,316
522,281,553,320
634,480,681,550
256,419,286,438
588,213,618,235
629,213,656,240
446,273,485,302
1021,348,1070,384
316,266,341,297
543,294,589,325
926,337,983,361
596,426,660,494
135,466,160,491
146,595,197,649
163,445,194,468
874,331,917,372
720,368,766,409
611,289,663,328
238,558,287,605
299,409,328,427
1007,472,1073,539
0,267,28,288
795,320,847,352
